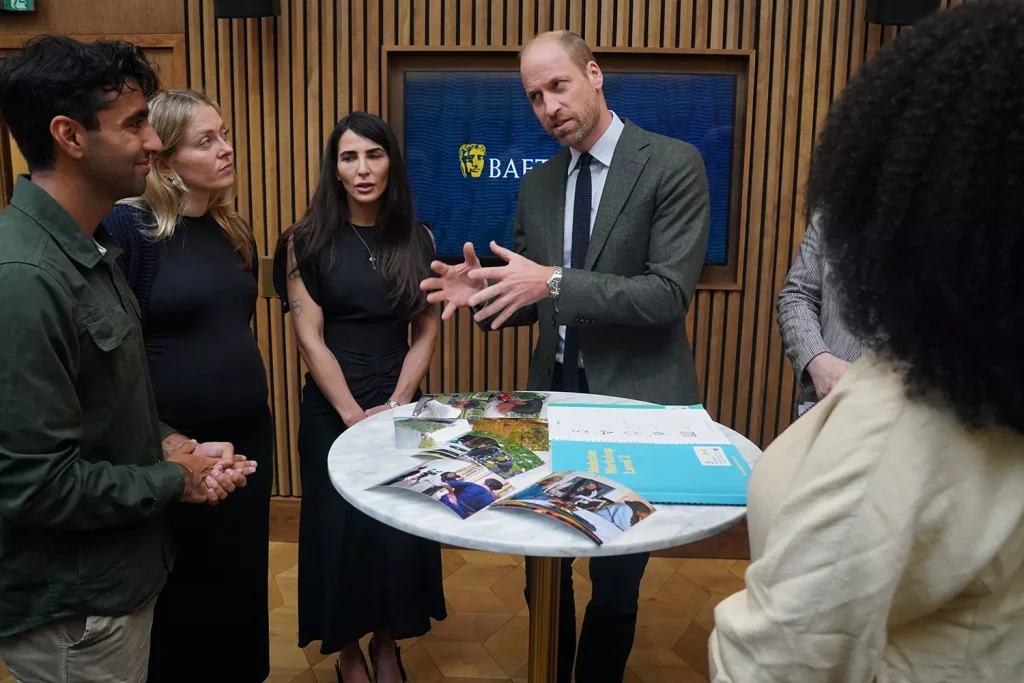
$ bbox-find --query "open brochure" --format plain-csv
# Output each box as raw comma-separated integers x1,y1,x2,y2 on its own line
493,472,656,545
374,464,656,545
411,392,550,420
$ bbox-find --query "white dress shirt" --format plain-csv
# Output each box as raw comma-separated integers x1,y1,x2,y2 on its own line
708,354,1024,683
556,111,625,366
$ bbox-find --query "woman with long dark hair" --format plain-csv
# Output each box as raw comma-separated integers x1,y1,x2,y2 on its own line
273,111,445,683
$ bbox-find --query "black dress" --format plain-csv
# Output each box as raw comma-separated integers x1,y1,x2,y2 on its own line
273,223,447,654
130,212,273,683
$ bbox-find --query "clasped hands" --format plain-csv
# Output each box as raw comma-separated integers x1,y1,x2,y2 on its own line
342,402,400,429
419,241,554,329
166,437,258,505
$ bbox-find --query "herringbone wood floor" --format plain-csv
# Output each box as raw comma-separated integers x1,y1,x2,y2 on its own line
0,543,748,683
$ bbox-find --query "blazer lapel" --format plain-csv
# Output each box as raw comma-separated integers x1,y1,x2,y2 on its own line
585,121,650,270
537,149,570,266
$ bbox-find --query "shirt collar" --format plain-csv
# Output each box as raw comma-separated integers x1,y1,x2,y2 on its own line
10,175,121,267
568,111,625,174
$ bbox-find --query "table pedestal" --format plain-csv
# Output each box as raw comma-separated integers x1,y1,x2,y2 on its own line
527,557,561,683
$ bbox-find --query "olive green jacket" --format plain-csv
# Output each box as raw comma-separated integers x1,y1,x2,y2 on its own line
0,177,184,637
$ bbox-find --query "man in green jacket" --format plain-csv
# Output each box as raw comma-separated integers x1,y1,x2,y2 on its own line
0,36,256,682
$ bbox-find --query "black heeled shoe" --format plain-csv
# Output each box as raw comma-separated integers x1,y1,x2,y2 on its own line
334,647,372,683
368,637,408,682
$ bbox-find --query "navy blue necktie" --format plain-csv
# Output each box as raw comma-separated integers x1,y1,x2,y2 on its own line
561,152,592,392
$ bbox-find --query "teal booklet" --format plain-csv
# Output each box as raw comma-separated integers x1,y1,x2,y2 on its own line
548,404,751,505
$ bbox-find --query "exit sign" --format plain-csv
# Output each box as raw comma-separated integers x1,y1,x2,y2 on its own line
2,0,35,10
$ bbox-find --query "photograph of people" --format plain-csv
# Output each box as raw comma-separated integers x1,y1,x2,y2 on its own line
483,393,547,418
438,471,506,518
382,460,511,519
501,474,656,544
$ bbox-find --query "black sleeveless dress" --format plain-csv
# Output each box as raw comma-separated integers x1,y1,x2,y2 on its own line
273,223,447,654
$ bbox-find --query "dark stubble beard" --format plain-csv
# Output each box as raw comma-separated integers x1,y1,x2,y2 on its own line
558,91,603,149
83,137,148,205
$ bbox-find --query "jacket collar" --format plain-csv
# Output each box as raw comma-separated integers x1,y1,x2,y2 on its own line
10,175,121,267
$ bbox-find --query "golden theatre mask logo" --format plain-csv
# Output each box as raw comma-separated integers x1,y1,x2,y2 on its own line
458,143,487,178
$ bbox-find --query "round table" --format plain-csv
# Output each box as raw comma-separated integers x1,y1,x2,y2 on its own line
328,391,761,683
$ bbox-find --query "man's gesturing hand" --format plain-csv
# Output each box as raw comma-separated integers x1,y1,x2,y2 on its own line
419,242,486,321
467,241,554,330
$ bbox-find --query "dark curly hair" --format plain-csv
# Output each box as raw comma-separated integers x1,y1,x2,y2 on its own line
0,35,159,171
806,0,1024,433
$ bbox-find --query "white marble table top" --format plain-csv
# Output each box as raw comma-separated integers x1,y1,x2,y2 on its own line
328,392,762,558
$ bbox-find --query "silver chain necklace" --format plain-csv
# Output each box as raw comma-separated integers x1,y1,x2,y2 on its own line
351,224,377,270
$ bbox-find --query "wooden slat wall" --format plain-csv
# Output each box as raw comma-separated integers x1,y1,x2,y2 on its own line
183,0,961,497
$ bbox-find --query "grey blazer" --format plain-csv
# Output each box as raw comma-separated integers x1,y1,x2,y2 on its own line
777,211,866,404
484,119,711,405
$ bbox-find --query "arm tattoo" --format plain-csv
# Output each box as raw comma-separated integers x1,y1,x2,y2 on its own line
286,241,301,280
290,299,303,317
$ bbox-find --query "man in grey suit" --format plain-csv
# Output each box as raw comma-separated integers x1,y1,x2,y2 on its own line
420,30,710,682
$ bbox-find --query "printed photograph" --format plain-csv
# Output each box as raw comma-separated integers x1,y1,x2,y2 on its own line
379,460,512,520
420,431,545,477
482,392,549,419
411,392,497,420
393,417,471,449
471,418,550,451
494,472,656,544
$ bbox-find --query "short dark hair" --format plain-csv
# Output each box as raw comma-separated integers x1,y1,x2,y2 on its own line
806,0,1024,432
0,35,160,171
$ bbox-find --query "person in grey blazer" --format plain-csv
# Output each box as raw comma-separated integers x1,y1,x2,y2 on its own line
420,30,710,683
777,211,865,417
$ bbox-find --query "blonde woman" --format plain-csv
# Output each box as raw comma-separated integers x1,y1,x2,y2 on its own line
104,89,272,683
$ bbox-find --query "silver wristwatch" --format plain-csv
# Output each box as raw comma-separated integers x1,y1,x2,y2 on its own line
546,266,563,299
385,399,400,409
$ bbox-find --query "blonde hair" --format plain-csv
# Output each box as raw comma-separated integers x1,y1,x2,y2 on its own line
520,30,596,76
121,89,254,269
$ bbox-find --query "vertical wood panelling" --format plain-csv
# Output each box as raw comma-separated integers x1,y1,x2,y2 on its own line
184,0,918,496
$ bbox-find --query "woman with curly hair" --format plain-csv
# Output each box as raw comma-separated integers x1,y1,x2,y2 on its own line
709,2,1024,681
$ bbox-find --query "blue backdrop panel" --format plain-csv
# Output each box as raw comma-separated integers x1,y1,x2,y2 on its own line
403,70,736,264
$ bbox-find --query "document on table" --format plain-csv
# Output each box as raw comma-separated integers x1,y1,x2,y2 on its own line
547,404,731,445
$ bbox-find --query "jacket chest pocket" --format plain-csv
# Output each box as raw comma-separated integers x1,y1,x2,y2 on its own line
82,306,133,352
75,302,143,417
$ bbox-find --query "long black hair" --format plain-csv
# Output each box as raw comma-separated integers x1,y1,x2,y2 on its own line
280,111,433,317
806,0,1024,432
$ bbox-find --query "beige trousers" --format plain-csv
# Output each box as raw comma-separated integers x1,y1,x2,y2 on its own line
0,598,156,683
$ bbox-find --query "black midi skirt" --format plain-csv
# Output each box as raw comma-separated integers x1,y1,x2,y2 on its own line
147,406,274,683
296,386,447,655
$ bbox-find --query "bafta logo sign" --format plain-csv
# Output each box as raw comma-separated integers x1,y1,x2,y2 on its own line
458,143,549,180
458,143,487,178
